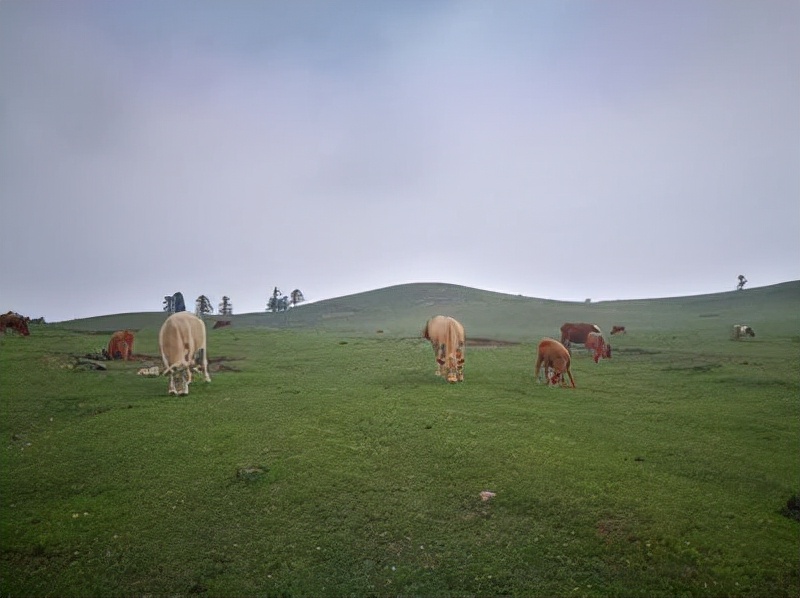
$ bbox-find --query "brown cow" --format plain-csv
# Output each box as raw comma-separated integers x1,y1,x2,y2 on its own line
212,320,231,330
107,330,135,360
159,312,211,396
534,338,575,387
585,331,612,363
422,315,465,383
610,325,626,335
560,322,602,348
0,312,30,336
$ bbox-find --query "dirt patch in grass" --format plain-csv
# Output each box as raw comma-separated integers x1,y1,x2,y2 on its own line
782,494,800,521
467,338,520,347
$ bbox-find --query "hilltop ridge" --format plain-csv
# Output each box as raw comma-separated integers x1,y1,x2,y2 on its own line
57,281,800,342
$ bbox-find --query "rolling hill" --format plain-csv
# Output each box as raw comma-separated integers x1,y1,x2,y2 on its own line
57,281,800,342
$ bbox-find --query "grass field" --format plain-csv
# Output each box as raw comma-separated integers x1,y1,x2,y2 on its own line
2,282,799,597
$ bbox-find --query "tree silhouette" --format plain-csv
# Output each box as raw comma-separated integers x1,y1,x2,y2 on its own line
291,289,305,306
267,287,283,312
737,275,747,291
219,296,233,315
163,295,174,313
195,295,213,316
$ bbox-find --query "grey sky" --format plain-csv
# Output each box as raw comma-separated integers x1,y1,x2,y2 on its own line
1,1,798,321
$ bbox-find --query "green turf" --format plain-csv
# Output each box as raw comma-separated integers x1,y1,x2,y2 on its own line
2,282,798,597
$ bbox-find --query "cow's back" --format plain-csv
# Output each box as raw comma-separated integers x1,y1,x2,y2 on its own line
159,312,206,364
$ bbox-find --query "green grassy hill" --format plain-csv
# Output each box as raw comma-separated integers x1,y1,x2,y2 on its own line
3,281,799,597
59,281,800,341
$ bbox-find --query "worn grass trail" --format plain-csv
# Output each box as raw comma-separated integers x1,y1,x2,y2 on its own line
1,319,799,597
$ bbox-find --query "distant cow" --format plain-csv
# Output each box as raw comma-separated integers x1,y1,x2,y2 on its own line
212,320,231,330
610,325,626,335
732,324,755,340
107,330,135,360
585,331,612,363
158,312,211,396
422,315,465,383
534,338,575,387
0,312,30,336
560,322,602,349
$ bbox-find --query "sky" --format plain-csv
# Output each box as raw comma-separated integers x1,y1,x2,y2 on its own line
1,0,798,322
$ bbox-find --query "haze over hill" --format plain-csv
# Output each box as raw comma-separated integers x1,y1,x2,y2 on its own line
57,281,800,343
2,2,798,323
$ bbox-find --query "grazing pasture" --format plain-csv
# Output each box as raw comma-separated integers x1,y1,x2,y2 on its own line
1,282,799,597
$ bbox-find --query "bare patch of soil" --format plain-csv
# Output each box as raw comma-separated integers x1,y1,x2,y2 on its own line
467,338,519,348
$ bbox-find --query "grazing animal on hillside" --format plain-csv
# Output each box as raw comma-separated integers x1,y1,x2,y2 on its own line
0,312,30,336
534,338,575,387
610,325,626,335
585,332,612,363
732,324,755,340
422,315,465,383
158,312,211,396
560,322,602,350
212,320,231,330
107,330,135,360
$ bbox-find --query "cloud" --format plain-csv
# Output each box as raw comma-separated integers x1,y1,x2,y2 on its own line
1,1,798,320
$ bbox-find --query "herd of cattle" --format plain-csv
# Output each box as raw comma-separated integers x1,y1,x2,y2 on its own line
2,309,758,395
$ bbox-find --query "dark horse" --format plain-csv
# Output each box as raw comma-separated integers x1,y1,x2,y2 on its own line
0,312,30,336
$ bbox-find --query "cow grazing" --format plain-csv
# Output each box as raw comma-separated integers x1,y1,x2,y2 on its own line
534,338,575,387
560,322,602,349
610,325,626,335
422,315,465,383
585,332,612,363
732,324,755,340
0,312,30,336
158,312,211,396
107,330,135,360
212,320,231,330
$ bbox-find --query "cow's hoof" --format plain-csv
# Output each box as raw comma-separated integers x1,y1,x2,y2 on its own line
169,390,178,396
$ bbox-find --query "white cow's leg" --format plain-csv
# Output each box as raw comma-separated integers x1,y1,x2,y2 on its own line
168,373,178,396
179,369,190,395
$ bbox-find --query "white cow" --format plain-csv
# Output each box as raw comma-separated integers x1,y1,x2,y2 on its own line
732,324,755,340
158,312,211,395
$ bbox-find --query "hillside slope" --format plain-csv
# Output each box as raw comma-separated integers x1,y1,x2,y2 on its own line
58,281,800,342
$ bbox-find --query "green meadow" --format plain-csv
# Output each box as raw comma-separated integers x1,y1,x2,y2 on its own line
2,282,799,597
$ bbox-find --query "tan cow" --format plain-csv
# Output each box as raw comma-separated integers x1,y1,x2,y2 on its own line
534,338,575,387
585,331,611,363
158,312,211,396
422,315,465,383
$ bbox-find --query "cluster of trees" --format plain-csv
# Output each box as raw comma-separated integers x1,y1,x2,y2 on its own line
267,287,304,312
163,288,305,316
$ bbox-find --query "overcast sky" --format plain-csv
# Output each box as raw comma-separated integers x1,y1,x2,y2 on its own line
1,1,798,322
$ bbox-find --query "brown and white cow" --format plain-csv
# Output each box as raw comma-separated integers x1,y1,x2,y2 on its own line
585,331,612,363
422,315,465,383
560,322,602,349
731,324,755,340
0,312,30,336
610,325,626,335
107,330,135,360
534,338,575,387
158,312,211,396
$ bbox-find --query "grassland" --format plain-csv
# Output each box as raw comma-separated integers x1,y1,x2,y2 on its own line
2,282,799,597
